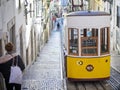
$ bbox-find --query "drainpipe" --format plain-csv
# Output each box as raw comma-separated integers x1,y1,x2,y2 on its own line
88,0,90,11
112,0,117,51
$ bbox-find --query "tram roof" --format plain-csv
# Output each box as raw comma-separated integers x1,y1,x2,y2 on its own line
67,11,110,17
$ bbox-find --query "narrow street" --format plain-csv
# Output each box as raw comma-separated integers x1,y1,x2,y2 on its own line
21,18,120,90
1,0,120,90
21,28,65,90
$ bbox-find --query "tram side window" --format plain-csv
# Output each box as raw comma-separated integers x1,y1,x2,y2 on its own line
81,28,98,56
101,27,110,54
68,28,79,55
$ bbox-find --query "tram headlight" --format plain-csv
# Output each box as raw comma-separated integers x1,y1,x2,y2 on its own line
86,64,94,72
77,61,83,65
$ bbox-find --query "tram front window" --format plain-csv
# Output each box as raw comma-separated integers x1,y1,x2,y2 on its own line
100,27,110,54
81,28,98,56
68,28,79,55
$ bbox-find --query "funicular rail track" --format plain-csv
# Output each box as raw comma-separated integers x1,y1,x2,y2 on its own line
66,67,120,90
67,80,112,90
107,68,120,90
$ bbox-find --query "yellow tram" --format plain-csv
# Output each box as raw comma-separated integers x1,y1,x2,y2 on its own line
63,11,111,81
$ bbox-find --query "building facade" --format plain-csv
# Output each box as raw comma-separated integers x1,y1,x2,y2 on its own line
0,0,52,68
0,0,26,62
110,0,120,53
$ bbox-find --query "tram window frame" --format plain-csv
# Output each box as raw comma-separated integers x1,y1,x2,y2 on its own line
100,27,110,55
68,28,79,56
81,28,98,56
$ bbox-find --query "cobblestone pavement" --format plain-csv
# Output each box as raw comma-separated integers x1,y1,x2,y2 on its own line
21,30,64,90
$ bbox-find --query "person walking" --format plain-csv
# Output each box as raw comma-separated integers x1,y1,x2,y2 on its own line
57,22,60,30
0,42,25,90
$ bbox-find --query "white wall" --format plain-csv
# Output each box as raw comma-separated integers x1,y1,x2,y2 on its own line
25,0,33,48
0,0,26,56
15,0,26,53
0,0,15,32
111,0,120,51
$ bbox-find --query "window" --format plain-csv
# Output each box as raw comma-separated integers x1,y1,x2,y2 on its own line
100,27,110,54
117,6,120,28
71,0,83,11
4,33,8,46
24,0,28,24
19,26,23,60
18,0,21,9
81,28,98,56
18,0,22,13
0,0,1,6
73,0,82,5
109,3,112,15
30,3,32,18
36,0,42,17
9,25,16,51
68,28,79,55
26,48,29,65
0,39,2,57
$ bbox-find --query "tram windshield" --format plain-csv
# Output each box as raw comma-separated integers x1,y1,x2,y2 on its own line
67,27,110,56
81,28,98,56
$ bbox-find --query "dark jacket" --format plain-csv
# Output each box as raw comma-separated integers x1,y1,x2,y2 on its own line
0,55,25,83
